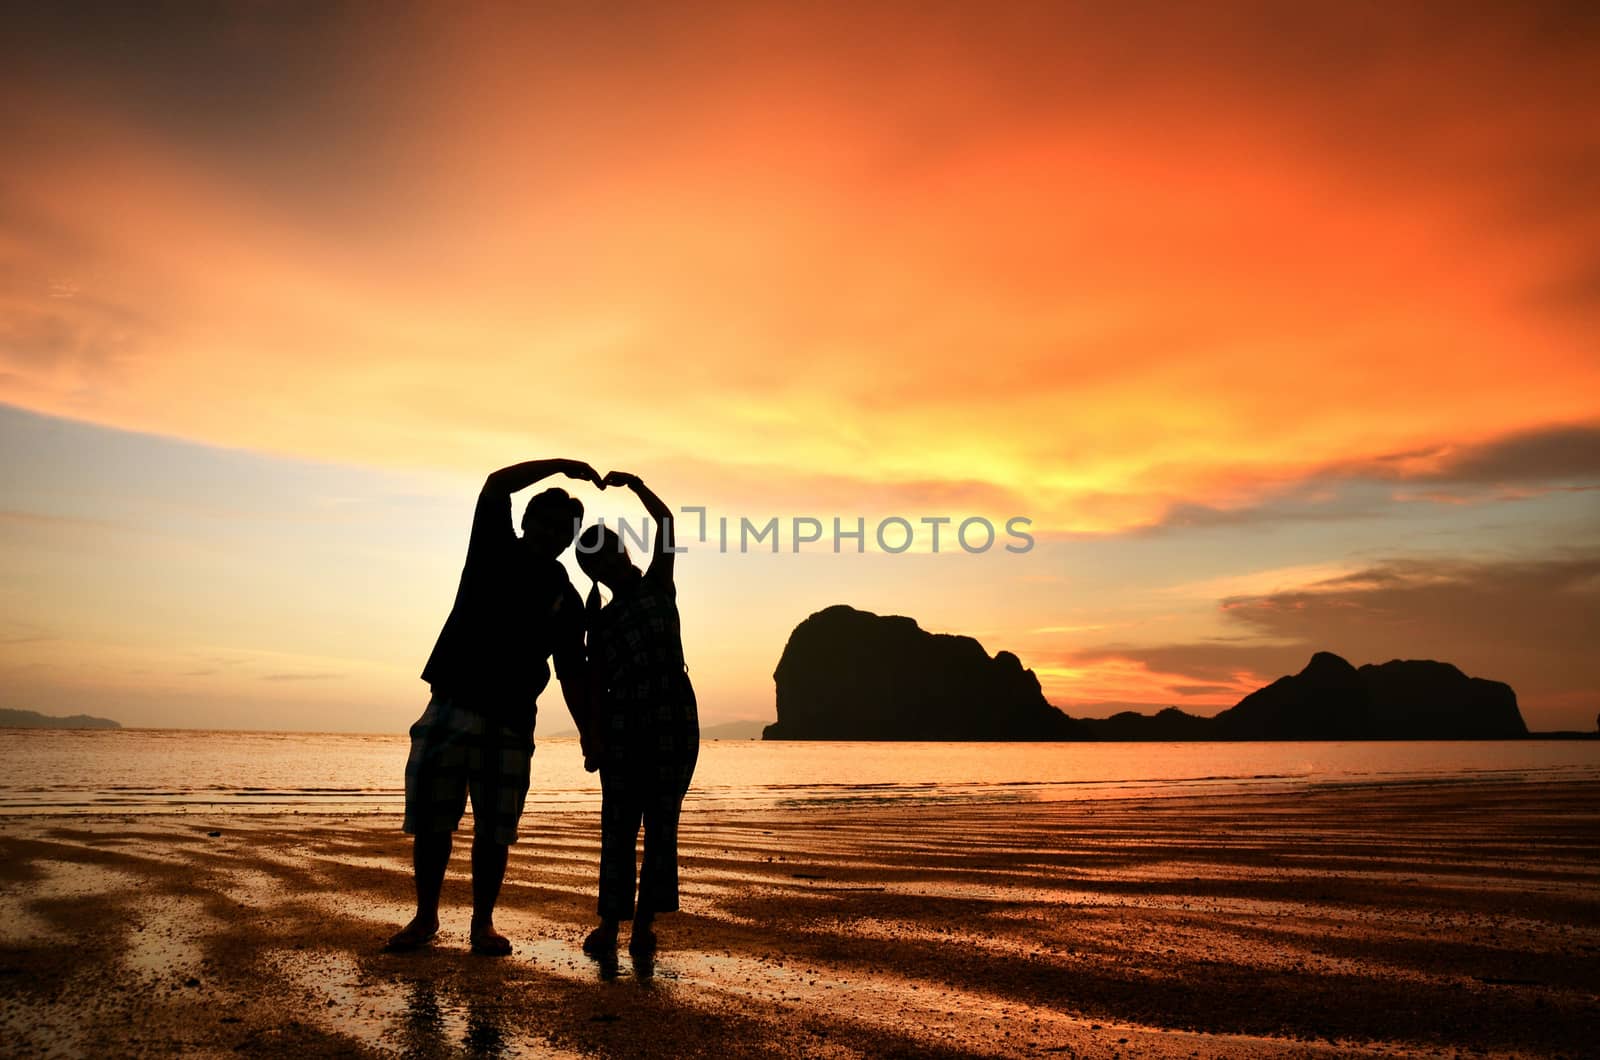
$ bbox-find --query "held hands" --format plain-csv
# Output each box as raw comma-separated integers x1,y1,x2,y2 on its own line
555,459,603,486
551,461,640,492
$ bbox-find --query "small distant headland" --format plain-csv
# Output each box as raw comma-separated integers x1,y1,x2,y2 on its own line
0,708,122,730
764,605,1534,741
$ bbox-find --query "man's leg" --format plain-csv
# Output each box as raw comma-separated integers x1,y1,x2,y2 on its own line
387,831,451,948
389,696,467,951
469,834,510,952
466,721,532,956
415,831,452,920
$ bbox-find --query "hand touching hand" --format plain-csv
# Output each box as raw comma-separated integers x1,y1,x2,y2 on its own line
558,460,603,486
602,470,641,490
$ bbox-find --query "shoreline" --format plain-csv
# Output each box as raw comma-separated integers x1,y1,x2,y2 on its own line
5,723,1597,738
2,777,1596,1057
3,761,1597,821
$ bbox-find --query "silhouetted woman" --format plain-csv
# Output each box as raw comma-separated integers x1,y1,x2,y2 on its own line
576,470,699,958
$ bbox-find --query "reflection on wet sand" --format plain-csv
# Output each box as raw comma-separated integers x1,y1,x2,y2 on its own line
402,980,511,1059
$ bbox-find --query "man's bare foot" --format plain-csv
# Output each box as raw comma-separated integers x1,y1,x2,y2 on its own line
384,914,439,952
582,922,618,956
469,922,512,957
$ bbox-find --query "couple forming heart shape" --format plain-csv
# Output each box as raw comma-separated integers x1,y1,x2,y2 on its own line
390,456,698,961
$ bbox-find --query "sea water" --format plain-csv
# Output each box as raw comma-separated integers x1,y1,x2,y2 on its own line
1,728,1595,815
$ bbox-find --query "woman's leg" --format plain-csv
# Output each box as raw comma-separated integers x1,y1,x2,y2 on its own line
597,770,643,922
637,786,686,918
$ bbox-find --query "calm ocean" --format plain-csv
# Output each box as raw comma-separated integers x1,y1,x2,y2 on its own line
2,728,1596,815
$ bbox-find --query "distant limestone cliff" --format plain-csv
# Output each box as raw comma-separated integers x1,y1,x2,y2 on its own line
764,605,1081,740
0,708,122,730
1206,651,1526,740
764,607,1528,741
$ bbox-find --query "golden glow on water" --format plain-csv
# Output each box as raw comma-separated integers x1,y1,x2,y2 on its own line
2,730,1595,815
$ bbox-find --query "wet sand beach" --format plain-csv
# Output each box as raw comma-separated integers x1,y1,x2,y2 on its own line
1,778,1596,1058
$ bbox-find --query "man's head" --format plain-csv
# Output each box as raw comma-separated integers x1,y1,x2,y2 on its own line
520,488,583,559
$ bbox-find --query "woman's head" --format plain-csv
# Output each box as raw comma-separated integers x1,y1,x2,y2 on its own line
576,523,637,588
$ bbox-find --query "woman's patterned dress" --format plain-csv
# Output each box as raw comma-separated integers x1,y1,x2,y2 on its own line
588,565,699,918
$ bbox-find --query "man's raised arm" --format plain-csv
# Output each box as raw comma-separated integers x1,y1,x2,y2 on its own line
484,458,601,495
466,459,599,556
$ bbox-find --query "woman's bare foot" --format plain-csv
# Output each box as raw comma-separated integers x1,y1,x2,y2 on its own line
628,923,656,958
384,914,439,952
469,921,512,957
582,921,619,955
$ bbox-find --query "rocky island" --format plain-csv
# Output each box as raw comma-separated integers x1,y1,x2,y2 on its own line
765,605,1081,740
764,606,1529,741
0,708,122,730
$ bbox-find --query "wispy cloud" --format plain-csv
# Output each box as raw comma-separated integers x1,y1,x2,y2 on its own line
0,620,57,646
1140,423,1600,534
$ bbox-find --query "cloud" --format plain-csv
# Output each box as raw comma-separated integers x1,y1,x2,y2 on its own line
1141,423,1600,533
1360,424,1600,486
1170,683,1252,698
0,509,123,532
1219,553,1600,659
1063,641,1308,689
1032,638,1303,716
0,3,1597,533
0,620,56,646
1145,490,1384,533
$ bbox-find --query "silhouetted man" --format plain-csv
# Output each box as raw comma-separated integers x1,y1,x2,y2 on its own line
386,457,598,956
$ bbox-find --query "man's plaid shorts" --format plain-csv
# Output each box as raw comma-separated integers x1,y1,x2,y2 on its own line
402,695,533,846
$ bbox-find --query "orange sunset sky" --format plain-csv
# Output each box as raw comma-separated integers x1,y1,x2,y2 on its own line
2,3,1597,734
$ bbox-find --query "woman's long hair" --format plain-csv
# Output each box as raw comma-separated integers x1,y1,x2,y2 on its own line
577,522,627,634
578,524,629,725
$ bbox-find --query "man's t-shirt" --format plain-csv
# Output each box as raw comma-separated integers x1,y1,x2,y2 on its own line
420,488,583,732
